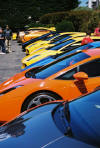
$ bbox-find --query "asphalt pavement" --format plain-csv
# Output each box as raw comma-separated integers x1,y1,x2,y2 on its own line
0,41,25,83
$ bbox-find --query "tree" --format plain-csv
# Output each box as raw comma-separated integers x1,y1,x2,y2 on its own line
0,0,79,30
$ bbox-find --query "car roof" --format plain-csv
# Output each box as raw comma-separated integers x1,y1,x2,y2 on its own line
83,48,100,57
90,41,100,45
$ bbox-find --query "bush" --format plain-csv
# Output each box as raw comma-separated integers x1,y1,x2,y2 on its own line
80,11,100,32
66,10,93,31
39,10,100,32
40,11,69,24
26,22,55,28
55,20,75,32
40,10,94,31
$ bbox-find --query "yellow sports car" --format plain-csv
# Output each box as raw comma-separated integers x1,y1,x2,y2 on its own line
22,27,56,43
12,33,17,40
18,27,56,43
27,27,56,32
21,36,100,69
25,32,86,55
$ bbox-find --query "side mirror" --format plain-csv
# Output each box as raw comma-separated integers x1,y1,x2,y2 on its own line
73,72,88,80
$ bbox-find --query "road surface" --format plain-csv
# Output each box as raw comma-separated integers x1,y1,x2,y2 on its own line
0,41,25,83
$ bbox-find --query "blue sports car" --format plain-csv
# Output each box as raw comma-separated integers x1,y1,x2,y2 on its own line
22,41,100,71
0,89,99,147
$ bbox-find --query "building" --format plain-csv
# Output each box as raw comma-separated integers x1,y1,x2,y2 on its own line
88,0,100,8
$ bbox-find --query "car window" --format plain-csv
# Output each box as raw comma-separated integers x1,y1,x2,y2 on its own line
79,59,100,77
45,34,59,41
55,68,77,80
53,90,100,147
76,44,93,50
50,34,70,43
93,39,100,42
46,39,75,51
61,45,81,51
34,52,90,79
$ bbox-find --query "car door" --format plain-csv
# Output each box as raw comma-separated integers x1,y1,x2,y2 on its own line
78,58,100,92
54,58,100,101
54,67,84,100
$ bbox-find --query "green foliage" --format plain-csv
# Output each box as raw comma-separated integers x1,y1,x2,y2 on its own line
40,11,69,24
80,11,100,32
0,0,79,30
40,9,100,32
66,10,93,31
25,22,54,28
55,20,75,32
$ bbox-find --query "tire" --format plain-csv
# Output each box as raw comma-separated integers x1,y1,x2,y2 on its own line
21,92,59,112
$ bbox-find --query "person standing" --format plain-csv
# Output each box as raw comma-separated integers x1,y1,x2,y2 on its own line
0,27,6,54
94,23,100,36
4,25,12,53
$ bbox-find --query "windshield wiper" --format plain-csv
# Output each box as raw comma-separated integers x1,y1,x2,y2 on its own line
63,102,73,137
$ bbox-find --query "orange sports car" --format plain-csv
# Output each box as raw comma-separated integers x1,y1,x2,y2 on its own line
0,49,100,123
21,28,55,43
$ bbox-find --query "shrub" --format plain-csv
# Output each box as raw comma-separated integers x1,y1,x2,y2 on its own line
55,20,75,32
40,11,69,24
40,10,100,32
80,11,100,32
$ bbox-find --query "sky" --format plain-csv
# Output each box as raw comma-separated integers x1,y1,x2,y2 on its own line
79,0,88,6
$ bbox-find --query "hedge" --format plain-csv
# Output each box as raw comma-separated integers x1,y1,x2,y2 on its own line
40,10,100,32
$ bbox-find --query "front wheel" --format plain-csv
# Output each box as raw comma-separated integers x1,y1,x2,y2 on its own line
22,92,59,112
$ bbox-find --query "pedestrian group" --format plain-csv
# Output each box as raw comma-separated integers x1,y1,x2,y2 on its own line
0,25,12,54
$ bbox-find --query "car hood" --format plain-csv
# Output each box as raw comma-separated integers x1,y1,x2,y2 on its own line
0,103,95,148
22,56,54,71
0,71,40,93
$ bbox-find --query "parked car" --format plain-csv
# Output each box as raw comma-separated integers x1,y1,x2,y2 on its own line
12,33,17,40
22,31,57,51
0,49,100,122
25,32,86,55
22,41,100,71
21,27,56,43
0,89,100,147
21,36,100,68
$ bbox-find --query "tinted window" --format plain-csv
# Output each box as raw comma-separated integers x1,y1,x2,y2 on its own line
93,39,100,42
69,90,100,147
50,34,70,43
53,90,100,147
45,34,59,41
76,44,93,50
46,39,75,51
62,45,81,52
56,68,77,80
34,52,90,79
79,59,100,77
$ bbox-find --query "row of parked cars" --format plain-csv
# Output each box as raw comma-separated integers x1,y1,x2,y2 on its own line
1,27,100,147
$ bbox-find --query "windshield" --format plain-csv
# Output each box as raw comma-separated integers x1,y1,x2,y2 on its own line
26,52,90,79
75,44,93,50
62,43,93,52
53,90,100,147
50,34,71,43
46,39,75,51
45,34,60,41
